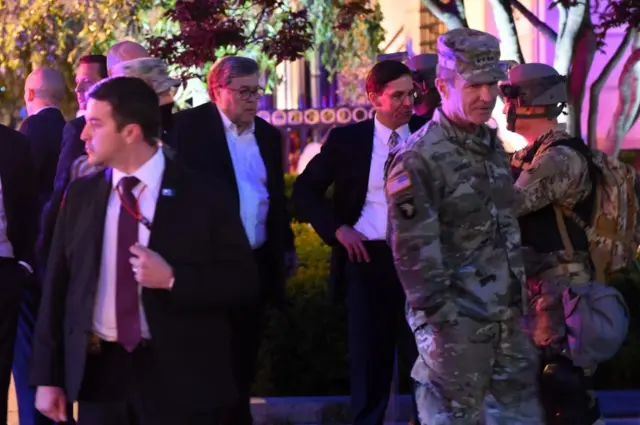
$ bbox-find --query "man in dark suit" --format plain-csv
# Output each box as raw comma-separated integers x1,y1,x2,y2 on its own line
20,67,67,208
170,56,296,425
292,60,427,425
30,77,259,425
0,124,38,425
38,55,108,273
14,67,70,425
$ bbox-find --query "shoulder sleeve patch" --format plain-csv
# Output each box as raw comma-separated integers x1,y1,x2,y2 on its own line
386,171,413,196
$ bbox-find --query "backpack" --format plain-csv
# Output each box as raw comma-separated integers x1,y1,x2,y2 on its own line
541,138,640,282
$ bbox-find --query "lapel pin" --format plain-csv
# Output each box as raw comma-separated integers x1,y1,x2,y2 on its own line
161,188,175,197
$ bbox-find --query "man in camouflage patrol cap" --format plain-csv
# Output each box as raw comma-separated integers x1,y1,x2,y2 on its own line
385,28,542,424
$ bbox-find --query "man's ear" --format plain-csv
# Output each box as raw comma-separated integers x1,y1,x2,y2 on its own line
122,123,143,145
435,78,448,101
368,91,380,108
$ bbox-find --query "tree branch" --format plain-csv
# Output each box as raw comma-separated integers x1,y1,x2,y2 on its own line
553,0,588,75
489,0,525,63
604,30,640,155
589,28,635,151
421,0,467,30
510,0,558,43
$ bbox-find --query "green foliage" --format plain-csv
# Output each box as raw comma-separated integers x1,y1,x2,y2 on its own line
254,221,350,396
303,0,385,80
0,0,167,123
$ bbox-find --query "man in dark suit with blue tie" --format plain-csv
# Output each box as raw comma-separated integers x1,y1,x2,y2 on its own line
30,77,259,425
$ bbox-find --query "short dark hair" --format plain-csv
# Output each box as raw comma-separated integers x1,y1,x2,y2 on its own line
365,60,412,95
87,77,160,145
79,54,108,79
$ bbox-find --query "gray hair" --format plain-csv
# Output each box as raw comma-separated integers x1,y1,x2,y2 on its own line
207,56,260,99
26,67,67,104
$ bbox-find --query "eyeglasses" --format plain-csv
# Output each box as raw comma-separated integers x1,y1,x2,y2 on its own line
225,86,264,101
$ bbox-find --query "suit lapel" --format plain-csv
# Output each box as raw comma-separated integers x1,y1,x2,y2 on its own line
209,104,239,202
354,119,376,204
87,170,112,286
148,157,180,252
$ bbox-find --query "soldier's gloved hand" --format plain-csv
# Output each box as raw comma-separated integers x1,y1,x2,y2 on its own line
335,225,370,263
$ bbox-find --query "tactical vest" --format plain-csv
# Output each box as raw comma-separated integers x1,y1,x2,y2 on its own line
513,138,597,254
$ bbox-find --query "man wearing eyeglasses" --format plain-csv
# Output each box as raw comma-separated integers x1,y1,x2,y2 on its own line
170,55,296,425
292,60,426,425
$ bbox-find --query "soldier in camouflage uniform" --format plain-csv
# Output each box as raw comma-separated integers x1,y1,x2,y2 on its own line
385,28,542,425
504,63,604,425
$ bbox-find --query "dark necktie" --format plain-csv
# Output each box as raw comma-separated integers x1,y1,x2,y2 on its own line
388,131,400,150
384,131,401,180
116,176,142,352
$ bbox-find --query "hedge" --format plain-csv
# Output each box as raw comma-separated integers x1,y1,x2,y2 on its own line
252,175,640,396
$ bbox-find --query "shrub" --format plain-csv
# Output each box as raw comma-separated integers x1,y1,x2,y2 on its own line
254,221,350,396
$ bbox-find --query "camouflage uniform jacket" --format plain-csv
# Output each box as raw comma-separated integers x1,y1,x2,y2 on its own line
385,109,526,331
511,130,592,281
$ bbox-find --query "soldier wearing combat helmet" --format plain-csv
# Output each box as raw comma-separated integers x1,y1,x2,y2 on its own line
506,63,629,425
385,28,542,424
407,53,440,119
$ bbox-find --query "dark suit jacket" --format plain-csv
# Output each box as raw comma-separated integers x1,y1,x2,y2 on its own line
0,124,38,267
37,115,85,272
292,115,428,300
19,108,66,208
39,104,176,273
30,156,260,410
170,102,294,306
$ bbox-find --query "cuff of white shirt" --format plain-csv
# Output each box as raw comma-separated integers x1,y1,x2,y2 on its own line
167,276,175,290
18,261,33,274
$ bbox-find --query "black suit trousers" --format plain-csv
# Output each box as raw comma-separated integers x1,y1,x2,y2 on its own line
0,259,26,424
344,241,418,425
77,341,221,425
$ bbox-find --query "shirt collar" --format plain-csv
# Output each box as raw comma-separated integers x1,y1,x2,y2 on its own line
218,107,255,136
374,116,410,145
112,148,165,191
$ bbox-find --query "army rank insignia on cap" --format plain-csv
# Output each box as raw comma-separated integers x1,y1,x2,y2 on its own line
386,171,412,196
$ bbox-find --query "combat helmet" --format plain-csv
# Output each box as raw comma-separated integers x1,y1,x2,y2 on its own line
407,53,440,117
499,63,567,131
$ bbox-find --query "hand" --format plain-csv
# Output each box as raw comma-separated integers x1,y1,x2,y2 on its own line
284,250,298,278
35,386,67,422
335,225,370,263
129,243,174,289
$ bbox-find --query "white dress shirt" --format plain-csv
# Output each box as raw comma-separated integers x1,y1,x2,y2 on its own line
218,109,270,249
0,177,14,258
92,149,165,341
353,118,410,240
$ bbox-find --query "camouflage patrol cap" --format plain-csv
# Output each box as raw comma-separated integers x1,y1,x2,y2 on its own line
437,28,508,84
110,57,181,94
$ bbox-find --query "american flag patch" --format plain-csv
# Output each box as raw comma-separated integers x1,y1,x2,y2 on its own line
386,172,412,195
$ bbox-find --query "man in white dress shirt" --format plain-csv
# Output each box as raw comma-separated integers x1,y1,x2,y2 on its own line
168,56,297,425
